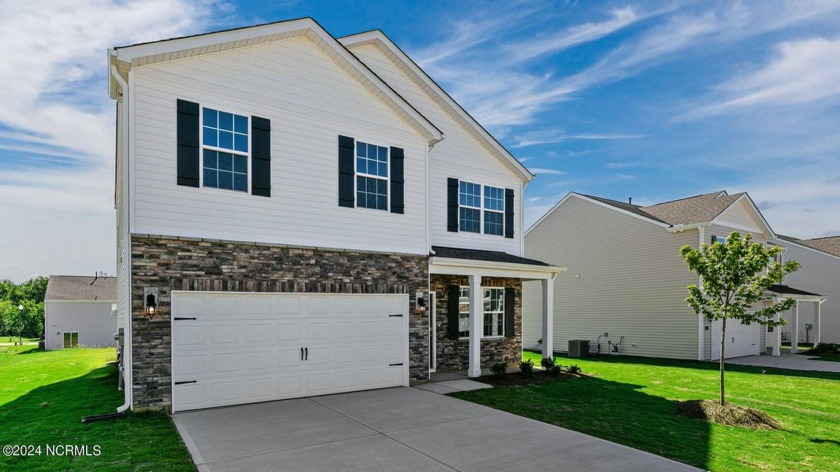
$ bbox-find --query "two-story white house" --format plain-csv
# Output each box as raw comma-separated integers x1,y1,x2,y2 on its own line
108,18,561,413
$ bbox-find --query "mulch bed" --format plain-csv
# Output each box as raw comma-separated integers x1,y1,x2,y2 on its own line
477,371,584,387
675,400,782,430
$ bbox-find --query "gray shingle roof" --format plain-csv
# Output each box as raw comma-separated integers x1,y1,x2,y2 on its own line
431,246,550,266
581,191,748,227
768,284,822,297
777,235,840,257
45,276,117,301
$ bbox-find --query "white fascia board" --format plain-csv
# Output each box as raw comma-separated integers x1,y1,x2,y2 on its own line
773,294,826,303
527,192,671,237
44,300,117,304
112,19,442,143
429,257,565,280
709,194,776,239
340,31,533,183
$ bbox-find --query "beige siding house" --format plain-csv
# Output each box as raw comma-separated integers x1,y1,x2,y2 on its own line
523,191,814,361
773,236,840,347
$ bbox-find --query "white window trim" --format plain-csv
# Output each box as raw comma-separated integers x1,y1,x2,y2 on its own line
457,286,506,340
459,182,505,236
482,287,505,338
483,186,505,237
199,105,252,194
353,138,390,212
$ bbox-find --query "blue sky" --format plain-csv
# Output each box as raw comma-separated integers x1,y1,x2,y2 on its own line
1,0,839,281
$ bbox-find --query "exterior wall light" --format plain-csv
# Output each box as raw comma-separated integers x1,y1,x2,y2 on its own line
144,288,159,319
415,292,427,314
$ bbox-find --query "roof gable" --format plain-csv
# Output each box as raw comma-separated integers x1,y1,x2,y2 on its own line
339,30,533,183
45,276,117,302
109,18,442,143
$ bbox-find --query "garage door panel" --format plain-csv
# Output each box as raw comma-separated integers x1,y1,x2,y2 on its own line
172,293,408,412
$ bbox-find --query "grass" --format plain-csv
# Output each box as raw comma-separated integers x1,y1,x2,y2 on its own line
0,345,194,471
451,351,840,471
0,337,39,346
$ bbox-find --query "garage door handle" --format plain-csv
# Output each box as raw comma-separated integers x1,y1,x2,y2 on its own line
389,363,403,366
305,347,308,361
301,347,304,361
175,380,197,385
389,314,403,317
174,317,197,321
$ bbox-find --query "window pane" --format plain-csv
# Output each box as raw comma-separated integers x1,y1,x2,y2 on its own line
203,127,217,147
377,195,387,209
356,175,388,210
234,115,248,133
219,152,233,171
357,159,366,174
357,141,366,157
233,155,247,174
459,313,470,338
219,131,233,149
233,173,247,192
234,134,248,153
204,168,217,188
459,181,481,208
218,171,233,189
484,186,504,211
203,108,217,127
378,146,388,162
204,150,218,169
219,111,233,131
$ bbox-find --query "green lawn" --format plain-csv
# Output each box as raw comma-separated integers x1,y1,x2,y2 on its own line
0,345,194,471
451,351,840,471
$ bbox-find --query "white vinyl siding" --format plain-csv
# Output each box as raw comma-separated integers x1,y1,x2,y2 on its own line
347,43,524,255
129,36,428,254
714,199,765,233
523,195,700,360
44,301,118,350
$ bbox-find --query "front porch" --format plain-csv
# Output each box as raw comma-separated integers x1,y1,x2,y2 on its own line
768,284,826,356
428,246,564,378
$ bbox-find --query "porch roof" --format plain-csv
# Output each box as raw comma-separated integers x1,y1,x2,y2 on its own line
429,246,564,280
768,284,825,302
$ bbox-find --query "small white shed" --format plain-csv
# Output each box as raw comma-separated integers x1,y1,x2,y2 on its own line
44,276,117,350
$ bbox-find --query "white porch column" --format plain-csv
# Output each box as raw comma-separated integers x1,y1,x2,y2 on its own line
541,278,554,358
791,301,800,354
815,301,822,347
468,274,482,378
773,311,781,356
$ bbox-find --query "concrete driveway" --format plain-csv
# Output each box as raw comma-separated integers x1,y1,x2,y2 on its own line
173,387,699,472
727,352,840,373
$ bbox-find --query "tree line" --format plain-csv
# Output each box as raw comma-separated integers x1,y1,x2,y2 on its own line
0,277,48,343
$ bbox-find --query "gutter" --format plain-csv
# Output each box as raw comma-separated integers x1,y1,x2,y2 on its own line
110,60,132,414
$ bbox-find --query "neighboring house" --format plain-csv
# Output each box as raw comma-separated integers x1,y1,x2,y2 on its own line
108,18,561,412
772,235,840,350
44,276,117,350
522,190,827,361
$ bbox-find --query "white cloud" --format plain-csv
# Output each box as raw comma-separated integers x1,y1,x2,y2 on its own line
528,168,566,176
505,7,644,63
0,0,222,282
681,37,840,119
512,129,647,147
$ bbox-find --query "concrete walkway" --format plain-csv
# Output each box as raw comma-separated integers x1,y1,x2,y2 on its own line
728,353,840,373
174,387,699,472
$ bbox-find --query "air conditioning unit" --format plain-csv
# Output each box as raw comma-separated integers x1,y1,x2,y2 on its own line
568,340,590,358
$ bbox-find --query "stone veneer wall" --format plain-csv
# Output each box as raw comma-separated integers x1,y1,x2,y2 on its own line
431,275,522,372
131,234,429,411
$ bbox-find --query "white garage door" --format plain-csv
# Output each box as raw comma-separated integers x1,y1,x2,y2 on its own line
171,292,408,412
711,318,760,360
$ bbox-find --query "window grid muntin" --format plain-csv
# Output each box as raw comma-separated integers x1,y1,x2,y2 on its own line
459,182,505,236
355,141,389,211
483,288,504,337
200,106,250,193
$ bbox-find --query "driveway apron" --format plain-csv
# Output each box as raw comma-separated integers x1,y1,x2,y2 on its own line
173,386,700,472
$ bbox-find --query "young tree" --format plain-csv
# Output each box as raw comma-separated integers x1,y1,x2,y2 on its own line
680,232,800,406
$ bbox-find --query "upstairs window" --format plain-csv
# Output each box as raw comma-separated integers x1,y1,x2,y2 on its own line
459,181,481,233
356,141,389,210
483,186,504,236
202,108,249,192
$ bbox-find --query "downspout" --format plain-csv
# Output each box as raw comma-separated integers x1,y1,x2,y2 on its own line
697,225,705,361
110,62,132,413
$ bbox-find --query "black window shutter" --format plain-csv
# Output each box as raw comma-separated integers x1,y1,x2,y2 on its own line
176,99,200,188
251,116,271,197
390,146,404,214
504,188,515,239
447,178,459,232
338,135,355,207
448,284,461,340
504,287,515,338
